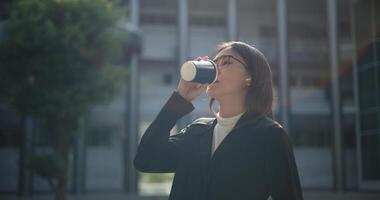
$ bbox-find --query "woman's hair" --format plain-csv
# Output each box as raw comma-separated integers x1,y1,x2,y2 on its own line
209,41,273,117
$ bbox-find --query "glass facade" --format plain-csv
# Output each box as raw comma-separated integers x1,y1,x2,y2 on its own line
353,0,380,184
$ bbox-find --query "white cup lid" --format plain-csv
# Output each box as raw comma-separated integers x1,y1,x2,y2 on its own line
180,62,196,81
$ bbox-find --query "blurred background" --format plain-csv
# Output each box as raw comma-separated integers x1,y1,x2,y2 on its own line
0,0,379,199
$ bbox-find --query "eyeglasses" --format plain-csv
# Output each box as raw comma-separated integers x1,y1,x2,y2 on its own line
212,55,248,69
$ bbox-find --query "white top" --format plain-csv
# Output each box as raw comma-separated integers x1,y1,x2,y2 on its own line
211,112,245,156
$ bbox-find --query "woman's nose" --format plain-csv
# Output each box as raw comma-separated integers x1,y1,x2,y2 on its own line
215,65,221,76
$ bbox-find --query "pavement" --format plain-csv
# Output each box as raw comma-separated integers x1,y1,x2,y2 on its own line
1,192,380,200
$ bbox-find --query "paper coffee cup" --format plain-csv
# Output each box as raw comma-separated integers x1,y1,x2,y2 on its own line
180,60,217,84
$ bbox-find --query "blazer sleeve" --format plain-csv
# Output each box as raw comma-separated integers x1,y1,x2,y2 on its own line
134,91,194,173
268,125,303,200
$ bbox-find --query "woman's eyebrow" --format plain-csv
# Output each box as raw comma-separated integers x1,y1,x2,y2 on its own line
213,54,233,61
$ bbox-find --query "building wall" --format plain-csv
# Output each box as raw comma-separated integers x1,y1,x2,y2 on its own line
0,0,380,197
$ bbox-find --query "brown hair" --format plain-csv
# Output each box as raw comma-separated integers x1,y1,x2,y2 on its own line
209,41,273,117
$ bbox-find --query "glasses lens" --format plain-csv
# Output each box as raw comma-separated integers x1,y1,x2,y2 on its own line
214,56,231,68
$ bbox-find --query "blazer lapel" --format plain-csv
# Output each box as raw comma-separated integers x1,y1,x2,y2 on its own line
198,119,216,159
210,112,263,161
195,112,265,196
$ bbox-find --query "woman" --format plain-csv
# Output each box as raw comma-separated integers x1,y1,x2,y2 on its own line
134,41,303,200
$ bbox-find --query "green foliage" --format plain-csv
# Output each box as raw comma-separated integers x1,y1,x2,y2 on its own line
0,1,130,198
0,0,129,117
0,0,13,20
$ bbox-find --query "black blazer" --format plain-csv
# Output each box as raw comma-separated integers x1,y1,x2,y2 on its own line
134,92,303,200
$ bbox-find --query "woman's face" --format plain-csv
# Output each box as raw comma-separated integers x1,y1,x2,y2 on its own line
206,47,251,100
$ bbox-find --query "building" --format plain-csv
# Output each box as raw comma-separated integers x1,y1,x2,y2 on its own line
0,0,379,199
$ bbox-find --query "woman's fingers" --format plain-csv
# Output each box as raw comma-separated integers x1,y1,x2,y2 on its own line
196,56,209,61
195,83,208,90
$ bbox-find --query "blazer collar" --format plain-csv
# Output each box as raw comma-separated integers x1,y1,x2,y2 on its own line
229,111,264,132
198,112,265,161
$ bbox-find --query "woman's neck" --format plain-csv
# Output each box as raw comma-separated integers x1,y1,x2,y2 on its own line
217,95,246,118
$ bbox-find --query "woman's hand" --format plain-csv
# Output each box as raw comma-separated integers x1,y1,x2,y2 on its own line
177,56,209,102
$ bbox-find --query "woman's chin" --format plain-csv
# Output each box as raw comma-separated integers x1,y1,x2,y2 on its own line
206,86,218,98
206,87,213,97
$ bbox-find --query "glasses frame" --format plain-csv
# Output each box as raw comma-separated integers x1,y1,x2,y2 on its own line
212,55,248,69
